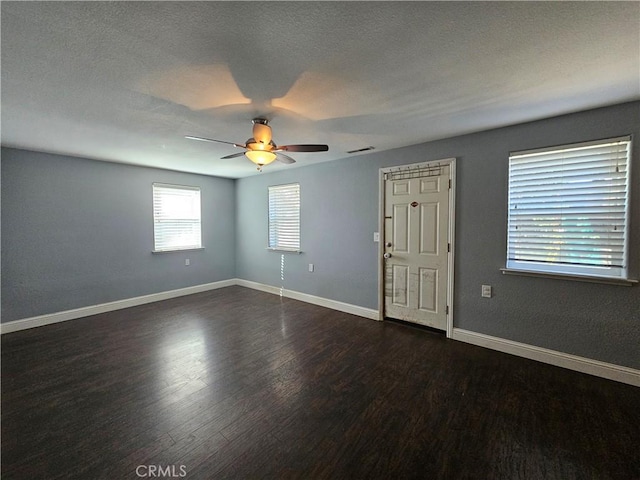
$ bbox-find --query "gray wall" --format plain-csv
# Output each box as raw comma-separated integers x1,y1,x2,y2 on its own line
1,148,236,322
2,102,638,370
236,156,381,310
236,102,640,369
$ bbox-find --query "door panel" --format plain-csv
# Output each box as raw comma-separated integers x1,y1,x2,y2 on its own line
393,180,411,195
384,165,450,330
418,267,438,312
420,177,440,193
393,204,410,252
392,265,409,307
419,203,439,255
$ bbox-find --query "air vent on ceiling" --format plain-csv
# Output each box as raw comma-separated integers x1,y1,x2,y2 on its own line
347,146,375,154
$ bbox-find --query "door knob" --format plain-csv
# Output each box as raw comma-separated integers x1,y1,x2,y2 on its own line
385,242,392,247
383,252,392,259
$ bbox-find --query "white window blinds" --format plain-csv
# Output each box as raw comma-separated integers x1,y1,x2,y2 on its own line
268,183,300,251
507,136,631,279
153,183,202,252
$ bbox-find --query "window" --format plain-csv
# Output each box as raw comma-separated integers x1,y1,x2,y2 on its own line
268,183,300,251
152,183,202,252
506,136,632,280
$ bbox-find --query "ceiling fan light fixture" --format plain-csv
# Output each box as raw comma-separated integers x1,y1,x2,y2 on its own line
245,150,277,166
185,118,327,171
246,140,271,151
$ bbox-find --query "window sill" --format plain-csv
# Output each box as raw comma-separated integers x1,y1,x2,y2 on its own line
152,247,205,254
500,268,637,286
267,248,302,254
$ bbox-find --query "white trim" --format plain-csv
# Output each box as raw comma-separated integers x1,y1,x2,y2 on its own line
379,158,457,336
266,248,303,254
446,160,456,338
0,279,236,334
236,279,379,321
377,170,386,321
152,247,205,255
500,267,637,286
152,182,201,191
235,279,283,296
3,279,637,387
1,278,378,334
510,135,631,158
452,328,640,387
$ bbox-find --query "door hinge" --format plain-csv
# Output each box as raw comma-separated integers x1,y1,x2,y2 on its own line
448,179,452,189
447,243,451,253
446,305,449,315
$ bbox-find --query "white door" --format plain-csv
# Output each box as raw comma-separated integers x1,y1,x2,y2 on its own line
383,165,450,330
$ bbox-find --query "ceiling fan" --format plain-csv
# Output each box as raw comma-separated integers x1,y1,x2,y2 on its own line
185,118,329,171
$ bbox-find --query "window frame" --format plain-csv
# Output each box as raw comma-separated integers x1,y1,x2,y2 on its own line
504,136,635,284
152,183,203,253
267,183,301,253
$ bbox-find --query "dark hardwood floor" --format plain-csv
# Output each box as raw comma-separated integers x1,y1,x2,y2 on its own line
2,286,639,479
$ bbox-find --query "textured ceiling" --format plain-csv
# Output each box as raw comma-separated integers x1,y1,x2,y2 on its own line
2,2,639,178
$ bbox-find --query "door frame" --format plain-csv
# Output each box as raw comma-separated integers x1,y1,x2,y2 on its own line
377,158,457,338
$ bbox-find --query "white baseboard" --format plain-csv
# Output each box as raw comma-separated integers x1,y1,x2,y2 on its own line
452,328,640,387
4,282,636,387
235,279,380,321
235,279,283,297
1,278,379,334
0,279,236,334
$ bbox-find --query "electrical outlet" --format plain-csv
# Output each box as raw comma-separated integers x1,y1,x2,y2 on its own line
481,285,492,298
185,259,190,266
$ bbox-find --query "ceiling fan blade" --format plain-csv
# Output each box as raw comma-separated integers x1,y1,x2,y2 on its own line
277,144,329,152
221,152,246,160
185,135,245,148
252,122,272,145
275,153,296,164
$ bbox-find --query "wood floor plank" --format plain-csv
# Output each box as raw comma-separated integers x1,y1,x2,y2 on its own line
2,286,639,479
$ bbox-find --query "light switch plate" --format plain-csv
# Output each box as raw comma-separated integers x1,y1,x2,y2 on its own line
481,285,492,298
